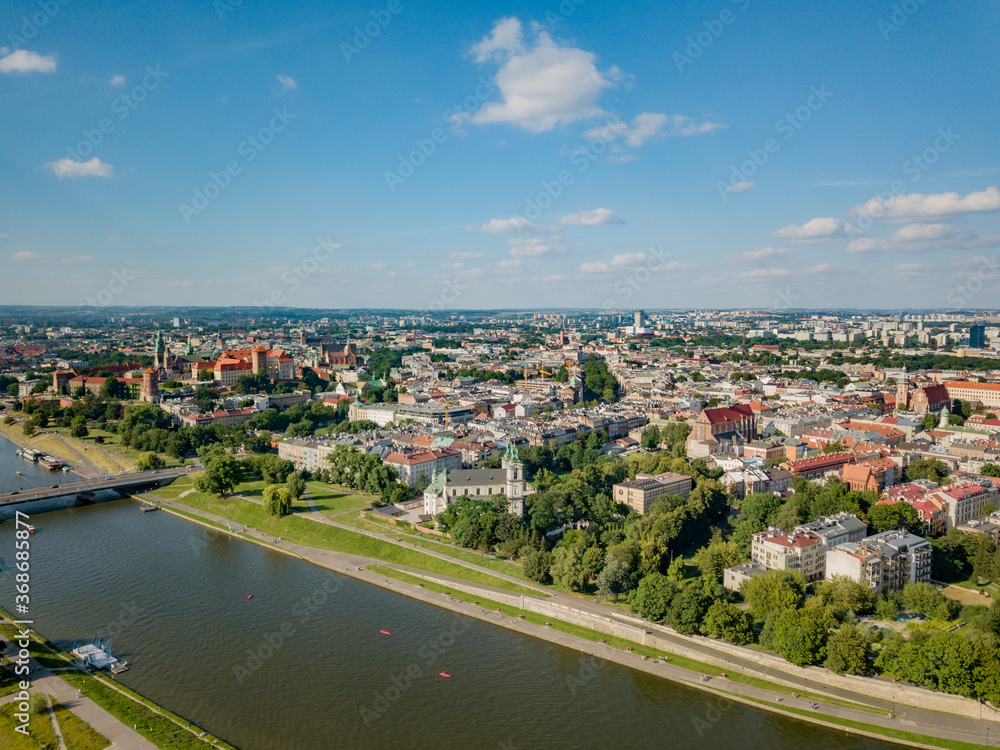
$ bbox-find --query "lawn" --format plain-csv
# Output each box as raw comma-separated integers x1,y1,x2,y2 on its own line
59,673,236,750
144,481,539,596
304,484,371,515
52,700,112,750
0,701,59,750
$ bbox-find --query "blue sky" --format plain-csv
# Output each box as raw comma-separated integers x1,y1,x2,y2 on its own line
2,0,999,310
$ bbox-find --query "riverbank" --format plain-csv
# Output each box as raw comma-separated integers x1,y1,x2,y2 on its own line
0,606,237,750
0,422,117,480
144,491,996,750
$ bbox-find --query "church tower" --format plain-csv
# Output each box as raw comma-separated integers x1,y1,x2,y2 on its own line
895,366,910,411
503,442,525,517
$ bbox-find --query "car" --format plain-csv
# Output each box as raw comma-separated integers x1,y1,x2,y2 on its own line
52,484,60,489
10,491,18,495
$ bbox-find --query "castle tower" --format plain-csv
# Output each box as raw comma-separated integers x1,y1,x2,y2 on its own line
895,366,910,411
251,345,267,375
154,330,166,370
502,442,525,517
939,405,950,428
141,368,160,403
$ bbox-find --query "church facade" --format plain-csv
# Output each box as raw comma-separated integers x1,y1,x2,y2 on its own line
422,442,533,517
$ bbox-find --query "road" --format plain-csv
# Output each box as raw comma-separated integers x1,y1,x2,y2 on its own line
148,489,1000,748
0,466,189,506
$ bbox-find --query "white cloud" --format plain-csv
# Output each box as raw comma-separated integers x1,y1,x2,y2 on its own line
466,217,542,234
404,261,419,268
276,73,297,91
11,250,92,264
507,237,566,257
448,251,487,259
771,217,846,244
579,261,608,273
469,18,618,132
849,186,1000,223
738,267,790,279
497,258,523,269
470,17,525,63
724,181,755,194
369,262,387,271
847,223,1000,254
558,208,622,226
724,247,794,266
845,237,880,254
110,74,125,86
441,262,465,270
0,49,56,73
44,157,114,179
584,113,724,146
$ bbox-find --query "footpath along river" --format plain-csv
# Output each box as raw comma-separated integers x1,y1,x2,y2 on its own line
0,436,904,750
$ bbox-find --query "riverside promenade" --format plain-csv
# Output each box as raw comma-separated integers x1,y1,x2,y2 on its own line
148,490,1000,749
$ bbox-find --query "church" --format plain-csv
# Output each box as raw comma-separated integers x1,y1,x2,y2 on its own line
422,442,534,518
895,367,951,414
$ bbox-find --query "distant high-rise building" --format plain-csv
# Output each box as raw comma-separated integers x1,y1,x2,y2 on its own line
172,317,181,328
634,310,645,329
970,322,986,348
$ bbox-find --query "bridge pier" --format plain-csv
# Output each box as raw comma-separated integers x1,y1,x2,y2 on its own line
76,491,97,505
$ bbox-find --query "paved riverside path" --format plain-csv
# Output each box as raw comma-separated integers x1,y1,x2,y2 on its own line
0,644,157,749
148,492,1000,747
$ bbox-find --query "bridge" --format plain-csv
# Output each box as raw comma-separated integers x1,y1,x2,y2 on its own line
0,467,190,506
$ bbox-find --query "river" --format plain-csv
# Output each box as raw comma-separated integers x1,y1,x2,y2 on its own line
0,436,902,749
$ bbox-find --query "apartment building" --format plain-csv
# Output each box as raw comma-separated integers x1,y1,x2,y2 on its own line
612,472,693,514
826,529,932,594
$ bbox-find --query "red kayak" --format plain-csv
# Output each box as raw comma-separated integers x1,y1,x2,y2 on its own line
247,595,253,600
379,630,391,635
438,672,451,678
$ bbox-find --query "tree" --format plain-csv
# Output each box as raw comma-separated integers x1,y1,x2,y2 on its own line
194,453,240,497
692,536,743,581
551,545,588,591
582,546,605,581
135,451,165,470
867,502,924,535
22,422,36,438
983,464,1000,478
198,368,215,382
666,586,711,635
811,576,876,617
70,415,89,438
264,485,292,517
285,471,306,501
905,458,948,483
640,426,661,451
768,608,828,666
704,600,753,645
596,555,632,601
824,625,871,675
628,572,678,622
523,549,552,583
740,569,806,622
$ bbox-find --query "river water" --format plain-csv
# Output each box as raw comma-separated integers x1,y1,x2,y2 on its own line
0,436,901,750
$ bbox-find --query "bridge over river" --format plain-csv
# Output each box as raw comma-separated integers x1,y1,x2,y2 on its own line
0,466,189,506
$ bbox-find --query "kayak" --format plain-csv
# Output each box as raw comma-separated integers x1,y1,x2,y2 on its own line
379,630,391,635
438,672,451,678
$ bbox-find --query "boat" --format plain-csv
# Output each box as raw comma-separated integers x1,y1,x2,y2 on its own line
247,595,253,600
139,504,159,512
26,525,35,535
379,630,391,636
15,471,23,478
438,672,451,678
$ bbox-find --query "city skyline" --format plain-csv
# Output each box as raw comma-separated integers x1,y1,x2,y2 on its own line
2,0,999,310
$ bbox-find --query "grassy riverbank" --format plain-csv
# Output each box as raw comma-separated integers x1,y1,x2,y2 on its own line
0,607,238,750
